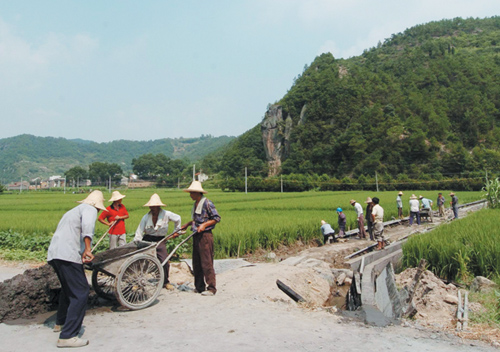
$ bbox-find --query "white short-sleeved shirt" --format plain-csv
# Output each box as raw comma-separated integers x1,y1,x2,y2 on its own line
47,203,98,264
372,204,384,223
354,202,363,217
410,199,420,212
134,209,181,241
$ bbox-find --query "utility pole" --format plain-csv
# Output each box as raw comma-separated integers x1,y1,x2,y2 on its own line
109,175,111,193
193,165,195,181
375,172,379,192
281,175,283,193
245,167,247,194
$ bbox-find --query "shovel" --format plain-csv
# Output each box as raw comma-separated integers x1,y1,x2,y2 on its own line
91,220,117,252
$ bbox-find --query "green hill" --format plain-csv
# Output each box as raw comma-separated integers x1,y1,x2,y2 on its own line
0,134,234,183
208,16,500,181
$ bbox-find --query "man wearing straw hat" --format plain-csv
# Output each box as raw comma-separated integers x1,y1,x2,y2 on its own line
47,190,107,348
180,180,221,296
98,191,129,249
396,191,404,219
409,194,420,226
134,193,182,290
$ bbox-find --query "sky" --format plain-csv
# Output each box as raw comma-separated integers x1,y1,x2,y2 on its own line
0,1,499,143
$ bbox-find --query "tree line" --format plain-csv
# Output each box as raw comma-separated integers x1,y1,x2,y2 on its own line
63,154,193,187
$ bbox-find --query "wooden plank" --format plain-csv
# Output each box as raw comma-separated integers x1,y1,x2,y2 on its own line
276,279,306,303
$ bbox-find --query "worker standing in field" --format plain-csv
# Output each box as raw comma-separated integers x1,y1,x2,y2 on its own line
365,197,374,241
47,190,107,348
396,191,404,219
409,194,420,226
371,197,385,250
450,192,459,219
134,193,182,290
98,191,129,249
350,199,367,239
337,207,347,238
437,193,446,217
180,181,221,296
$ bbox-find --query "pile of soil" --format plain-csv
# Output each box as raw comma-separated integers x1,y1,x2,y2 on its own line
0,264,60,322
396,268,460,329
396,268,500,346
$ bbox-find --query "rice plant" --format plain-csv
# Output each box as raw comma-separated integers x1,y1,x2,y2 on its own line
0,189,483,261
402,208,500,283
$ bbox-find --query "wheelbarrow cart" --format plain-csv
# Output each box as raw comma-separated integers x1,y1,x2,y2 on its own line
85,230,195,310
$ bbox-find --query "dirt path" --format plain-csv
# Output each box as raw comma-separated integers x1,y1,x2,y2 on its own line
0,205,496,351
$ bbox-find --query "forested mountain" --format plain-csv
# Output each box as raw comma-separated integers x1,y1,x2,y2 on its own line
0,134,234,183
205,17,500,182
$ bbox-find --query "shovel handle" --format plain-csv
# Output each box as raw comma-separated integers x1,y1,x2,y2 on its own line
160,231,197,267
91,220,117,253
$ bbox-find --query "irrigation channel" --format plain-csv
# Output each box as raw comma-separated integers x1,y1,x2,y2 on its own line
0,199,495,351
341,199,488,325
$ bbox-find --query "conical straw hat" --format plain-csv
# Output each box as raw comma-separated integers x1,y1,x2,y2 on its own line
77,190,106,211
183,180,207,194
144,193,166,207
109,191,126,202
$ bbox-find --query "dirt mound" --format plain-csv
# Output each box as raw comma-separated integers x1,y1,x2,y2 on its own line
396,268,500,346
396,268,459,328
0,264,60,322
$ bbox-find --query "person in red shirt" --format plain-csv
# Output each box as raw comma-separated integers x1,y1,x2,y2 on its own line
98,191,129,249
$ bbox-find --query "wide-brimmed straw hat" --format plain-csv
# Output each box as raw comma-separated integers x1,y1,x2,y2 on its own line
183,180,207,194
449,192,455,196
109,191,126,202
77,190,106,211
410,194,417,199
419,195,423,199
350,199,356,205
144,193,166,207
364,197,372,203
398,191,403,195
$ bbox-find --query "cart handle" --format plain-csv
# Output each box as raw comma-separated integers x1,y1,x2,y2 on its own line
91,220,117,253
161,231,197,267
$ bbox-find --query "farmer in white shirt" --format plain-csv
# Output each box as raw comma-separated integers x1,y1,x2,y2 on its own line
135,193,182,290
47,190,107,348
350,199,367,239
409,194,421,226
371,197,385,250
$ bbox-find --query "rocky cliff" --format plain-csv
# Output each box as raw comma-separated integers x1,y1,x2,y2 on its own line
261,105,293,176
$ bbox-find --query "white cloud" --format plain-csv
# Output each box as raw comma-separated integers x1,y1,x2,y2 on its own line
0,18,98,90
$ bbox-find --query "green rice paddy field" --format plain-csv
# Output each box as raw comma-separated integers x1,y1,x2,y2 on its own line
0,188,482,262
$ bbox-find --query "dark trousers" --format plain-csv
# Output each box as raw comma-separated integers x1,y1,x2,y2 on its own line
357,215,367,238
48,259,89,339
367,221,374,240
193,231,216,294
409,211,421,225
143,235,170,284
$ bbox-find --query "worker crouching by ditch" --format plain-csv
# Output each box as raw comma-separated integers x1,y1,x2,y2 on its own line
320,220,336,244
371,197,385,250
134,193,182,290
180,181,221,296
47,190,107,348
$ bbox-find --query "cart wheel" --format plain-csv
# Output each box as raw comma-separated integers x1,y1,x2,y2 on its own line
92,269,116,300
115,254,164,310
